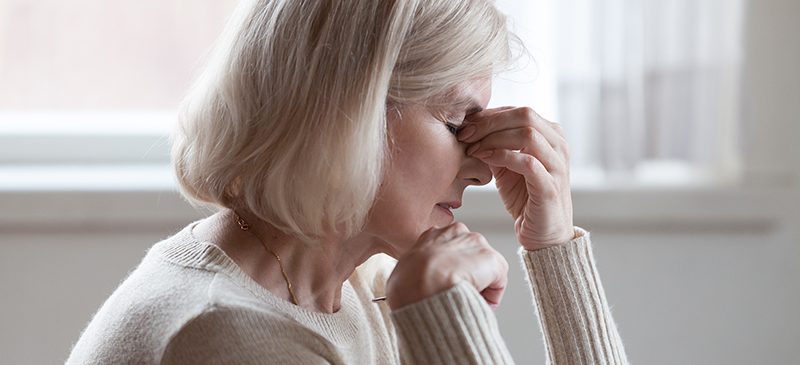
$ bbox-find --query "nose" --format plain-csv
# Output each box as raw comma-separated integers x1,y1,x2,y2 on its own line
460,156,493,187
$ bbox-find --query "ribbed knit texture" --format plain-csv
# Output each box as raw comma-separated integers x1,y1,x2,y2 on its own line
65,222,628,364
390,280,515,364
520,227,629,365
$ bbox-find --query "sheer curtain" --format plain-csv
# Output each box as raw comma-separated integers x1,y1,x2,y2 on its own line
496,0,745,186
0,0,745,189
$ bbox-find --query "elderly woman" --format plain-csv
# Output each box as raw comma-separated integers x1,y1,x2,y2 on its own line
67,0,628,364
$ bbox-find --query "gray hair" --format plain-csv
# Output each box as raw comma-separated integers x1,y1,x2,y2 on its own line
171,0,514,245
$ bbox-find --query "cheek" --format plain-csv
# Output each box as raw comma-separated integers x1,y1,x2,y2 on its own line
370,108,463,249
365,143,460,248
391,133,461,205
393,129,461,183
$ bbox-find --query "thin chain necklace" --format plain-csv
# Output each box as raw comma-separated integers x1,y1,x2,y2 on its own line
234,212,299,305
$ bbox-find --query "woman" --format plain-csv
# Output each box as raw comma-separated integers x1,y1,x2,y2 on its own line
67,0,628,364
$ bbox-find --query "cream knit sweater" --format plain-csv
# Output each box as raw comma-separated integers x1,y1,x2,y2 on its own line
66,222,628,364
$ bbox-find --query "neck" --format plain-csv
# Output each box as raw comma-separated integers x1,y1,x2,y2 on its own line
202,209,386,314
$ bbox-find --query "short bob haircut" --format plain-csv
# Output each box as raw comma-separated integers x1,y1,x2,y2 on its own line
172,0,515,245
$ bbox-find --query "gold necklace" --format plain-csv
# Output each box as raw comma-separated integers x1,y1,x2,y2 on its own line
234,212,299,305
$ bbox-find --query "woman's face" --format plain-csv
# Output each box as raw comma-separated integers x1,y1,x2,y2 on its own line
365,78,493,257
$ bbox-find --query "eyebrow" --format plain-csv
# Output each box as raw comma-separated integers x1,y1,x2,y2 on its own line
452,97,484,115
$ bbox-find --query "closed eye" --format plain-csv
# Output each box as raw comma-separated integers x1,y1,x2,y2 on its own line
445,122,461,135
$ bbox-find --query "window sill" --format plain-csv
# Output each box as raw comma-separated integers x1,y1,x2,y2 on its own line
0,165,795,235
461,185,794,235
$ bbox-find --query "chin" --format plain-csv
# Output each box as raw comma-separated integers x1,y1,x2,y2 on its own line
376,227,423,259
374,214,449,258
433,206,455,227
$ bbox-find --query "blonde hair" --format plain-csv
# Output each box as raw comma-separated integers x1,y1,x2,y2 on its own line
172,0,514,245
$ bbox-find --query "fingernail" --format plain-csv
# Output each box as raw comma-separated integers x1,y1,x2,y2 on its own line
458,125,476,140
475,150,494,159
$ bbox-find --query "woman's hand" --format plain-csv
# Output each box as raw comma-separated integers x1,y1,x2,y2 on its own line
386,222,509,310
458,107,575,250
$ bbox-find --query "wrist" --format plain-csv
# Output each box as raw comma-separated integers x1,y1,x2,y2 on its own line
386,267,461,310
521,227,579,251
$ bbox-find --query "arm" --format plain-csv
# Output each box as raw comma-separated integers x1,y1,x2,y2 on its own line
390,280,514,364
520,226,628,364
388,226,628,365
457,106,629,363
385,223,515,365
389,107,626,364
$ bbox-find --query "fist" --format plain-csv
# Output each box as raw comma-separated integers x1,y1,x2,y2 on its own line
386,222,509,310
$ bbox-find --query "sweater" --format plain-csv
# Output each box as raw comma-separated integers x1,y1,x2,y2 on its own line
65,221,628,364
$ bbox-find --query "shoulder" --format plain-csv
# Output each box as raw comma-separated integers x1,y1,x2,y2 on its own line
66,249,217,364
161,304,335,365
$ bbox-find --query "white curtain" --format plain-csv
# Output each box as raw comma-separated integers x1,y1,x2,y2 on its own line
554,0,744,183
495,0,745,185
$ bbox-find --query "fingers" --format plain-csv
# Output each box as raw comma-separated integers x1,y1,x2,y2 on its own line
420,222,511,302
464,127,565,174
475,149,559,201
453,230,509,310
457,108,528,142
459,107,569,163
480,252,509,309
418,221,469,245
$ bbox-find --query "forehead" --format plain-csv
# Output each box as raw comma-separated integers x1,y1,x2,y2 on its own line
439,78,492,111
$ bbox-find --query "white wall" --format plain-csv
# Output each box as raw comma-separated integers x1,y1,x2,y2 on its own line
1,187,797,364
740,0,800,187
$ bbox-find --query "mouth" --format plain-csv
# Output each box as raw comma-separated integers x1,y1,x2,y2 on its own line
435,201,461,219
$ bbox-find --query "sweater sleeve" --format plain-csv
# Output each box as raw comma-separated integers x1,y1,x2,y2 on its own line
520,226,629,364
389,226,628,365
390,280,515,364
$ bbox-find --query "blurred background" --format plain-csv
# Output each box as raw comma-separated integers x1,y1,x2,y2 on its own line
0,0,797,363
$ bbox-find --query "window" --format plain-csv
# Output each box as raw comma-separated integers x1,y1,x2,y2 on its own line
0,0,745,190
0,0,238,189
494,0,744,187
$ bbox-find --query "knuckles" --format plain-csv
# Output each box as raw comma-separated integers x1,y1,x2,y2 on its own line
496,254,510,272
523,155,539,172
465,231,487,245
550,121,564,134
559,143,571,162
451,221,469,233
521,126,537,141
516,106,537,122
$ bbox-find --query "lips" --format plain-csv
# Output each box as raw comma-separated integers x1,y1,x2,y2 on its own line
435,201,461,219
436,204,454,218
436,201,462,210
